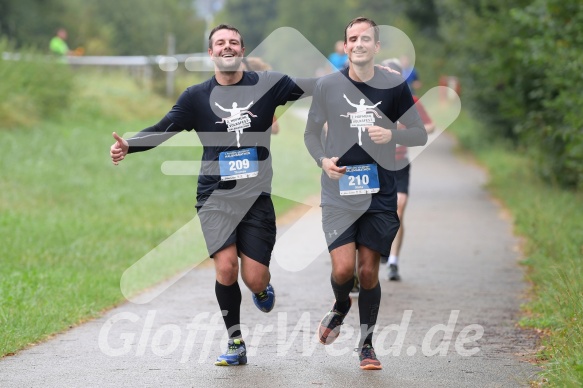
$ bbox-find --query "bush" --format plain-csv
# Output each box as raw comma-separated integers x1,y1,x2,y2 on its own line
0,38,74,128
439,0,583,189
510,1,583,188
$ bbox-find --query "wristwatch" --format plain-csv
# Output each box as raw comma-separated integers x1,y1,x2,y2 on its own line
317,156,326,168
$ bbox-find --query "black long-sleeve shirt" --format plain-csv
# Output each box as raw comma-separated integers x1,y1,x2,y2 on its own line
126,71,314,204
304,67,427,211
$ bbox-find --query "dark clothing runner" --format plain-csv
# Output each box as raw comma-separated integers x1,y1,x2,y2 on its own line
304,67,426,212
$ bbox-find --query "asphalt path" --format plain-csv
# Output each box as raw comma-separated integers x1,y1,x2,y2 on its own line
0,132,540,387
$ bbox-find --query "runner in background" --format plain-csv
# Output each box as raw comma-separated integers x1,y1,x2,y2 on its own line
380,58,435,281
327,40,349,72
399,54,421,94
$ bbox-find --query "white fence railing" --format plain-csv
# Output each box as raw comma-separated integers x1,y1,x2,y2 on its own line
2,51,212,69
2,51,214,96
65,53,213,71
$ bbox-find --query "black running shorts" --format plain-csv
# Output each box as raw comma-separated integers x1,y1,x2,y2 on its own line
395,162,410,195
321,206,400,257
196,195,276,266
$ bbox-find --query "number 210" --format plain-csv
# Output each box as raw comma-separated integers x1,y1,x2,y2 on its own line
348,175,369,186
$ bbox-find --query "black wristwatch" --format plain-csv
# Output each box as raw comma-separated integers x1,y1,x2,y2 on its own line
317,156,326,168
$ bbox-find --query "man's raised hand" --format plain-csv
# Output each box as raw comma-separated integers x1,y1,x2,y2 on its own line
110,132,129,165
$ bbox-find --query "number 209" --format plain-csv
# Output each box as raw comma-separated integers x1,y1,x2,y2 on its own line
229,159,250,170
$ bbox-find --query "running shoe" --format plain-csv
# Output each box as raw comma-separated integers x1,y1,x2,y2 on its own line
359,343,382,370
388,264,401,281
252,283,275,312
318,298,352,345
215,339,247,366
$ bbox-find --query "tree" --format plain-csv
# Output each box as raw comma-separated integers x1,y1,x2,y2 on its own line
0,0,205,55
438,0,583,188
214,0,278,51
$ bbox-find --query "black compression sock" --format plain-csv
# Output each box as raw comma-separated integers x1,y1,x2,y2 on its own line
215,280,242,339
358,281,381,347
331,275,354,314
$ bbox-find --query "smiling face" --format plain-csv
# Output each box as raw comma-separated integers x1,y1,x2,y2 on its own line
344,21,379,67
208,28,245,72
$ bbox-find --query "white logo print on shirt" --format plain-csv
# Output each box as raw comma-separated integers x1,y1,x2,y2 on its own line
215,101,257,147
340,94,382,146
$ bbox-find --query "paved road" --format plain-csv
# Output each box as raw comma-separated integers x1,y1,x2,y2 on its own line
0,133,539,387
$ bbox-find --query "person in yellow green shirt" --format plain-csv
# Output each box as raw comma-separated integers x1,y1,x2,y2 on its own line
49,28,71,56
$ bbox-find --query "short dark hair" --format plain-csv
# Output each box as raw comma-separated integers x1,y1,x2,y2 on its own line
208,24,244,49
344,17,379,43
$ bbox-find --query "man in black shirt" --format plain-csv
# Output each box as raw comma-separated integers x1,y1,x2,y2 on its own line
304,17,427,370
110,24,311,366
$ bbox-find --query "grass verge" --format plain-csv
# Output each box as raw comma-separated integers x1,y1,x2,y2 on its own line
448,109,583,386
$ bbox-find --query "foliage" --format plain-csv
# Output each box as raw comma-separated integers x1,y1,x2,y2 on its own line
0,0,206,55
214,0,279,51
0,0,76,50
438,0,583,188
86,0,205,55
402,0,439,37
0,38,74,127
509,0,583,188
274,0,352,56
1,0,578,203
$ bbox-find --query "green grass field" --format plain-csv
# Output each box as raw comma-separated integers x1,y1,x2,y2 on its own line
449,110,583,386
0,70,319,356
